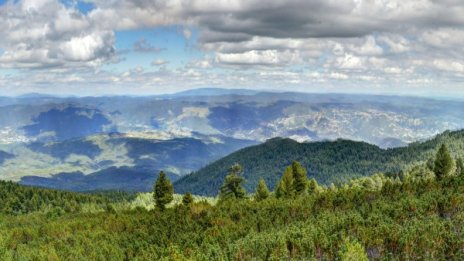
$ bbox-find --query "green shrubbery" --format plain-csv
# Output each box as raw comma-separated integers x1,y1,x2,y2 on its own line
1,144,463,260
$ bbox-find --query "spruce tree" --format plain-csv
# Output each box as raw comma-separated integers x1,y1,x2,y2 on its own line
182,192,194,206
219,164,246,201
254,178,270,201
433,144,454,180
291,161,308,195
275,166,294,198
154,171,174,211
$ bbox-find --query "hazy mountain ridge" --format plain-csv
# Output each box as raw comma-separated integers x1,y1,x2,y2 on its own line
0,90,463,148
0,133,256,187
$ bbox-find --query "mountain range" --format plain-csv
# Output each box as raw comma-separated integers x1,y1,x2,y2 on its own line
0,89,463,192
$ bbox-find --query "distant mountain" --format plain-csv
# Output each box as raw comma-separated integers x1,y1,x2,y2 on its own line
162,88,260,97
0,133,256,191
174,129,464,196
20,167,180,192
0,91,463,147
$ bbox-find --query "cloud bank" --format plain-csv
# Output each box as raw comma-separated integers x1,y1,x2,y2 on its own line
0,0,463,96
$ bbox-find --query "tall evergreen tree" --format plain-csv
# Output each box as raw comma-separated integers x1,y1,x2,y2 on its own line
433,144,454,180
275,166,294,198
154,171,174,211
219,164,246,201
254,178,270,201
291,161,308,195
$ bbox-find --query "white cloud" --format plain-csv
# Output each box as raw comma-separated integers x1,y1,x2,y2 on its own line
0,0,115,68
151,59,169,66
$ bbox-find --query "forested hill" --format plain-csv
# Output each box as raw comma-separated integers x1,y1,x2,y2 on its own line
174,129,464,195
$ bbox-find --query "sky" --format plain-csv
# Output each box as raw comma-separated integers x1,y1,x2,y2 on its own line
0,0,463,97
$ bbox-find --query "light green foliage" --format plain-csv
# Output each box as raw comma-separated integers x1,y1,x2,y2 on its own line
130,193,217,210
338,238,368,261
433,144,455,180
307,178,320,194
275,166,294,198
254,178,270,201
154,171,174,211
456,158,464,176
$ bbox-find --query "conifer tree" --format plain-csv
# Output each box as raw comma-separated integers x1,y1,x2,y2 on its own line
254,178,270,201
219,164,246,200
275,166,294,198
433,144,454,180
308,178,319,194
182,192,194,206
154,171,174,211
291,161,308,195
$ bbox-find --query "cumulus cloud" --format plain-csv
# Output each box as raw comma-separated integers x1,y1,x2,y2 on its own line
0,0,115,69
1,0,464,95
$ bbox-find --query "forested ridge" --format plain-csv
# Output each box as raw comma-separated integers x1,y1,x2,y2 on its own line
175,129,464,195
0,137,464,260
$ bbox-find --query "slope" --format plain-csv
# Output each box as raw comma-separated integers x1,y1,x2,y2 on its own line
174,130,464,195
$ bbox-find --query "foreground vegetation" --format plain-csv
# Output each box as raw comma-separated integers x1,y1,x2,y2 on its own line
0,144,463,260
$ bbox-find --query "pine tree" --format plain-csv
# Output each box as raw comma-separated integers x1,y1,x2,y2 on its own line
254,178,270,201
308,178,319,194
219,164,246,201
275,166,294,198
154,171,174,211
182,192,194,206
433,144,455,180
456,158,464,176
292,161,308,195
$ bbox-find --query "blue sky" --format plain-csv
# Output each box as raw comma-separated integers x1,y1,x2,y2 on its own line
0,0,463,97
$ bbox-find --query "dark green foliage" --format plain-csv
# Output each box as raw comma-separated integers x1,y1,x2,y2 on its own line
275,161,308,198
433,144,455,180
182,192,194,206
219,164,246,201
291,161,308,195
154,171,174,211
254,178,270,201
1,138,464,260
0,181,124,215
175,130,464,195
2,174,464,260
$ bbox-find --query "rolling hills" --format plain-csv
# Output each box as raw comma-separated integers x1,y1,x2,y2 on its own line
174,129,464,195
0,133,255,191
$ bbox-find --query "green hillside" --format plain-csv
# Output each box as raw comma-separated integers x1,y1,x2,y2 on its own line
175,130,464,195
1,161,464,259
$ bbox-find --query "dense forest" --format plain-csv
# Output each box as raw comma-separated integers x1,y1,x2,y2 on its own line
175,129,464,195
0,142,464,260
